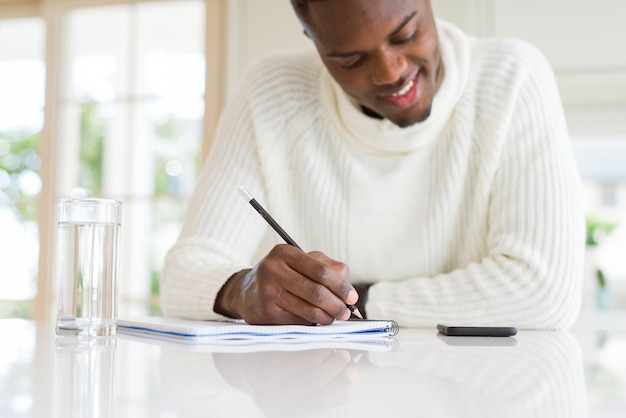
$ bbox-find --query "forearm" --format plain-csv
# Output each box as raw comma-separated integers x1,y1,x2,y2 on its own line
161,80,270,319
160,240,252,320
366,186,584,329
367,250,582,329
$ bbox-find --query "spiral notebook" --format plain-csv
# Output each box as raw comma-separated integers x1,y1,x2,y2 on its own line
118,328,399,353
117,317,399,343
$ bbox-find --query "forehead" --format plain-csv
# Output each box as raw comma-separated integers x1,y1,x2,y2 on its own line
304,0,422,50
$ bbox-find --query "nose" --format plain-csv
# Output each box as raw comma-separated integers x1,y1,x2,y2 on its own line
371,47,407,86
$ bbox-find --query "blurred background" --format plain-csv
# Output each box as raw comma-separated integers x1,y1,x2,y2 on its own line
1,1,625,416
0,0,625,326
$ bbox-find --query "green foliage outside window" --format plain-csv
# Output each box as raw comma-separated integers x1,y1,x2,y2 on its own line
79,102,104,194
586,215,618,290
586,215,617,247
1,100,195,316
0,130,40,318
0,129,41,221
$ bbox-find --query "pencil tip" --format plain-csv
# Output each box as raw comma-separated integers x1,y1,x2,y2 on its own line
351,307,363,319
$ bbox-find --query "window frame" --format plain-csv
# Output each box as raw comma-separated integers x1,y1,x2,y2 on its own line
1,0,225,320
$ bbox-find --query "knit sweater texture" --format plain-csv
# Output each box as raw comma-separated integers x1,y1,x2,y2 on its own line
161,20,584,329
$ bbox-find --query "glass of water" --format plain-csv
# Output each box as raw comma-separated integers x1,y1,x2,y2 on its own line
56,198,122,337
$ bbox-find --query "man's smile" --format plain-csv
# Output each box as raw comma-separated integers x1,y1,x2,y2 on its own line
380,72,421,109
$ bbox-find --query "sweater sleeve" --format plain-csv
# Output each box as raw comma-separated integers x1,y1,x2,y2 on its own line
366,42,585,330
160,61,271,320
159,51,325,320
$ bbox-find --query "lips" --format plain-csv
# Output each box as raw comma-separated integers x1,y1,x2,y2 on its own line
380,73,420,108
391,79,414,97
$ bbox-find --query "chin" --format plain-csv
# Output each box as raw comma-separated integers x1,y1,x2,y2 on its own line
391,105,432,128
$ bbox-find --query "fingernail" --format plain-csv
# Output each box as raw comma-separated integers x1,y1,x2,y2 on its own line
341,309,351,321
347,289,358,304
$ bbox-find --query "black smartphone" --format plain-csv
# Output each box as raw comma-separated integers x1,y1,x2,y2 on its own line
437,324,517,337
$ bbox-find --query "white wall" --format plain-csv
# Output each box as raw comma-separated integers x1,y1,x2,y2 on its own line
224,0,313,98
224,0,626,139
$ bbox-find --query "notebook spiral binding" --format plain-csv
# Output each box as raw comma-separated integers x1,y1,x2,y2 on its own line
387,320,400,336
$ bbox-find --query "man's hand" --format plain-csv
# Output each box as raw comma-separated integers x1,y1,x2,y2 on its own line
214,244,358,325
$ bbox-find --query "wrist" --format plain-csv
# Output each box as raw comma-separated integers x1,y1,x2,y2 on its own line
214,269,250,319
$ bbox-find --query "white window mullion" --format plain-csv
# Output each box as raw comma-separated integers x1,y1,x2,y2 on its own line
34,0,63,321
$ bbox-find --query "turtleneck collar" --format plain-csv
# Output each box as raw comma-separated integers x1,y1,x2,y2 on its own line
319,20,470,155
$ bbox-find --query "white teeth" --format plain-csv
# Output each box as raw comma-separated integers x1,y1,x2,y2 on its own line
391,79,414,97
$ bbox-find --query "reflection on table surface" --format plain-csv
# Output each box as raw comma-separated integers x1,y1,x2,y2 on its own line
0,319,624,417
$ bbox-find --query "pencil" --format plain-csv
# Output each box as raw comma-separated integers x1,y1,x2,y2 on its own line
237,185,363,319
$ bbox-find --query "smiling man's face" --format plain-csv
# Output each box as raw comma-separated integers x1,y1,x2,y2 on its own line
299,0,441,128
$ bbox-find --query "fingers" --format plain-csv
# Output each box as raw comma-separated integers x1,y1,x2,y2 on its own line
239,245,357,325
279,248,358,321
274,284,348,325
290,250,358,305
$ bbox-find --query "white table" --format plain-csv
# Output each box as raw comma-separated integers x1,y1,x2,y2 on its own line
1,319,624,417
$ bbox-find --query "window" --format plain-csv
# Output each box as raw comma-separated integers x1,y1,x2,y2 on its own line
55,1,206,315
0,0,224,320
574,139,626,312
0,17,45,318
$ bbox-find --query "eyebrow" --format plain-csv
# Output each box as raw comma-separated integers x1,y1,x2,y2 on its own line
326,11,418,58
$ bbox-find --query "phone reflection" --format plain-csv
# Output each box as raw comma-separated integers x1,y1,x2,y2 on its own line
157,331,586,418
437,334,518,346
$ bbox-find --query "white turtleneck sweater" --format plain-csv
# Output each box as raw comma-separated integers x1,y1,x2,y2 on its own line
161,21,584,329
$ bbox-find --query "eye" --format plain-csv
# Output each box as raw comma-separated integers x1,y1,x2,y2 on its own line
392,29,417,45
337,56,365,70
342,58,365,70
